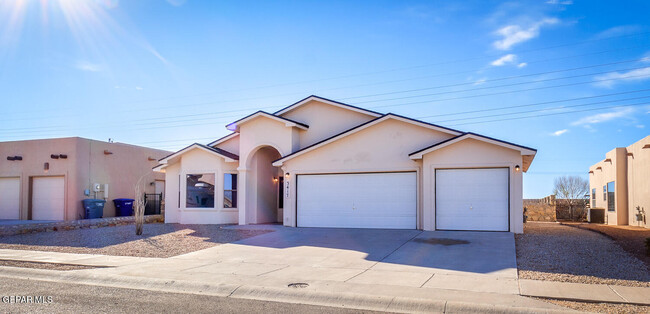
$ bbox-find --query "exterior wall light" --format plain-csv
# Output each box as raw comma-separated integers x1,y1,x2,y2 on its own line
273,177,278,183
515,165,521,172
44,162,49,173
284,173,290,180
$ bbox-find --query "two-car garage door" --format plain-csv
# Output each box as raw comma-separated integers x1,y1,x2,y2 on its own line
0,176,65,221
297,172,416,229
295,168,509,231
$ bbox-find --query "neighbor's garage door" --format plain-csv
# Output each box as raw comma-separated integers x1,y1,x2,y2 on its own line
297,172,416,229
436,168,509,231
32,176,65,221
0,177,20,219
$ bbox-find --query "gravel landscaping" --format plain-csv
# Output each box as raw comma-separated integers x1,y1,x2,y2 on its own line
564,222,650,268
534,297,650,314
0,224,272,258
0,260,104,271
516,222,650,287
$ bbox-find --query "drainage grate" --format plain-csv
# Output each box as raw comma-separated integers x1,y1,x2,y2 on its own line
287,282,309,288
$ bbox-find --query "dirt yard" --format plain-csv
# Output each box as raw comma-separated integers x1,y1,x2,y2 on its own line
563,222,650,268
515,222,650,287
0,224,272,258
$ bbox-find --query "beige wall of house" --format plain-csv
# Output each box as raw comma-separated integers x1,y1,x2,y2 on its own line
589,135,649,228
214,134,240,155
156,96,536,233
0,137,168,221
278,117,457,229
279,99,378,148
162,147,239,225
421,138,524,233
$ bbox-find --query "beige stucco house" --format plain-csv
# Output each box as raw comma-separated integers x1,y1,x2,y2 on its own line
0,137,169,221
155,96,537,233
589,135,649,228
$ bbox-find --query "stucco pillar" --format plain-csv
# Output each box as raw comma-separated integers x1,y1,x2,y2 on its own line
237,168,248,225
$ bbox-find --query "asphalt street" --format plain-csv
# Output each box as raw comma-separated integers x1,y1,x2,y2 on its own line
0,276,380,313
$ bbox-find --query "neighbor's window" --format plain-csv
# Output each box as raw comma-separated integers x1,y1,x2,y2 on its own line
603,185,607,201
607,181,615,212
186,173,215,208
591,188,596,208
224,173,238,208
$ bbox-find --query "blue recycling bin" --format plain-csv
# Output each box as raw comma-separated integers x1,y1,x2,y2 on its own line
113,198,135,217
82,199,105,219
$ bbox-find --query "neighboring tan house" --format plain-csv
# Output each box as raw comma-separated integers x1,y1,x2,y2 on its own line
589,135,650,228
155,95,537,233
0,137,170,221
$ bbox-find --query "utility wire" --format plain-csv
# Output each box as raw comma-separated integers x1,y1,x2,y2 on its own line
447,102,650,126
3,57,650,128
3,71,650,137
430,96,650,123
416,88,650,118
2,42,648,119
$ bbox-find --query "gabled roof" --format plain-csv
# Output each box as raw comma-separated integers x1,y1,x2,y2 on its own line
226,111,309,132
207,132,239,147
273,95,383,118
408,132,537,172
154,143,239,171
408,132,537,159
272,113,463,166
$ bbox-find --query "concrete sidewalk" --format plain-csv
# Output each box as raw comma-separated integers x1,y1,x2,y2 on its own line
0,264,570,313
1,247,649,311
520,279,650,305
0,248,161,267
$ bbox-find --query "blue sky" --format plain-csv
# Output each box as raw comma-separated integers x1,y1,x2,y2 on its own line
1,0,649,198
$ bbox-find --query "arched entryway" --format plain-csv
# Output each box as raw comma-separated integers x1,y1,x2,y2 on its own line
245,146,283,224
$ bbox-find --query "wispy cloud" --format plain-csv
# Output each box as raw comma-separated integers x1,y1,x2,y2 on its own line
493,18,559,50
594,25,642,39
75,61,103,72
593,67,650,88
517,62,527,68
551,129,568,136
135,86,143,90
490,54,517,66
473,78,487,85
571,108,635,126
546,0,573,4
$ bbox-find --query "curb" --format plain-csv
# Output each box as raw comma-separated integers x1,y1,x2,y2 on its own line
0,266,574,313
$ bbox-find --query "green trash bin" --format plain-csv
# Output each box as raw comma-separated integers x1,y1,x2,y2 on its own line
82,199,105,219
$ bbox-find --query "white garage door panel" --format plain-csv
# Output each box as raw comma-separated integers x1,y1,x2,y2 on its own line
436,168,509,231
0,177,20,219
297,172,416,229
32,177,65,221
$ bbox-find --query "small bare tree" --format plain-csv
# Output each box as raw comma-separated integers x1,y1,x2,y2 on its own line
134,175,149,235
553,175,589,221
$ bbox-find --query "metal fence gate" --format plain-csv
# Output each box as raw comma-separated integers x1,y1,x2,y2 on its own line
144,193,162,215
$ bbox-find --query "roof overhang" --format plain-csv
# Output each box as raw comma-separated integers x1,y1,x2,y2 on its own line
274,95,383,118
272,114,463,167
226,111,308,132
408,132,537,172
154,143,239,172
207,132,239,147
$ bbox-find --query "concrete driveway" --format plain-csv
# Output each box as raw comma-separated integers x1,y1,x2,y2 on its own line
141,226,519,294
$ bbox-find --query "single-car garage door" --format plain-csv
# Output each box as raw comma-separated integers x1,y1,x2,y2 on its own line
297,172,416,229
436,168,509,231
0,177,20,219
32,176,65,221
